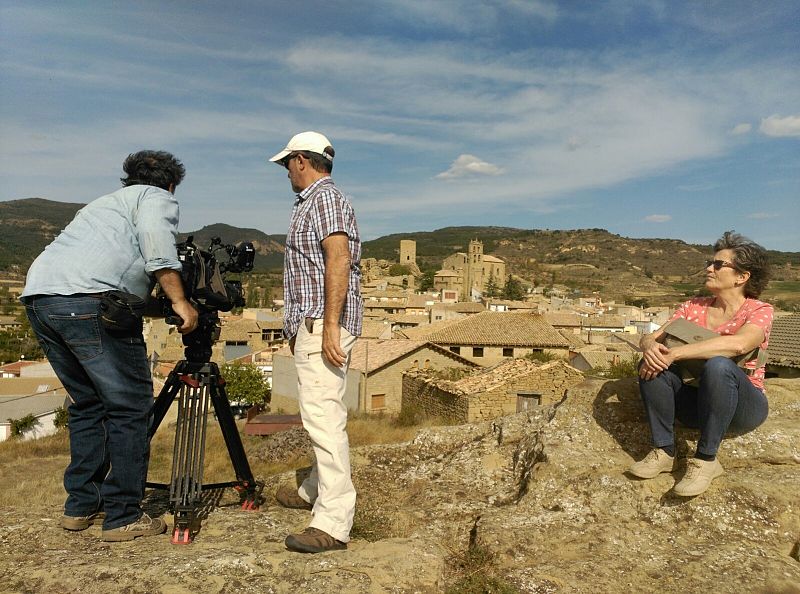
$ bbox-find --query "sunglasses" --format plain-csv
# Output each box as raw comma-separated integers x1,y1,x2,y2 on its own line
705,259,741,271
280,153,299,169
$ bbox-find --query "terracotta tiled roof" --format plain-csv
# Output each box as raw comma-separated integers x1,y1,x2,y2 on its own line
387,313,428,325
423,312,569,348
0,360,39,375
610,333,642,351
433,302,486,313
768,313,800,368
572,350,637,369
361,320,393,338
482,255,504,263
348,339,474,373
558,330,587,349
405,294,433,308
397,318,464,340
584,315,628,328
219,319,262,342
544,312,584,327
434,270,461,277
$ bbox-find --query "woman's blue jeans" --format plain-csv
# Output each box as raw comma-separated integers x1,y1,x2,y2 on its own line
24,295,153,530
638,357,768,457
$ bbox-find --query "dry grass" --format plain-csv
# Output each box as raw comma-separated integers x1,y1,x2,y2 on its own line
0,411,447,508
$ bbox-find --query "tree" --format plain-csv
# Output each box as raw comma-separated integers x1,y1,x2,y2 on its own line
484,271,500,298
220,361,271,407
388,264,411,276
503,275,525,301
419,269,435,292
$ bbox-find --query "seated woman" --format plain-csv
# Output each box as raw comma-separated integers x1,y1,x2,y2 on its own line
629,231,773,496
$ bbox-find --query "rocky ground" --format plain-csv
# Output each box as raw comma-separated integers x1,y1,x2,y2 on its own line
1,377,798,593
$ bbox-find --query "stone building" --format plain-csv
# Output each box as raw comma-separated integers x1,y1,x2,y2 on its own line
416,311,570,365
434,239,505,301
402,358,584,423
399,240,416,267
270,339,476,414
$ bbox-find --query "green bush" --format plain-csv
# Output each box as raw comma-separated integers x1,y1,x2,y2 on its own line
220,361,271,406
8,413,38,438
524,350,557,363
594,354,641,378
53,406,69,429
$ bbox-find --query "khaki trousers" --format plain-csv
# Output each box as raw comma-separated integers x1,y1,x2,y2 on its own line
293,318,357,542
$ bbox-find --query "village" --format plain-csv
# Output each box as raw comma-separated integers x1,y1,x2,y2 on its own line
1,238,799,442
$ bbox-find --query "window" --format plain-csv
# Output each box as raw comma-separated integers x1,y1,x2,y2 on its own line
449,346,461,355
424,359,430,369
503,348,514,357
371,393,386,410
473,347,484,357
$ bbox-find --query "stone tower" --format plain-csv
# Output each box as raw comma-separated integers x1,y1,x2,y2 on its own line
399,240,416,266
464,239,484,297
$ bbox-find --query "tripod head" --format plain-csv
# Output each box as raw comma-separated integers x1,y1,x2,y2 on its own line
180,311,221,367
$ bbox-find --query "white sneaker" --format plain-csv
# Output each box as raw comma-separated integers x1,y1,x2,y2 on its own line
628,448,676,479
673,458,724,497
101,513,167,542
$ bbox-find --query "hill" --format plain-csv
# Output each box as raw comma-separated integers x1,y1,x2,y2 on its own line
1,376,798,592
2,200,798,307
363,226,800,307
0,199,286,271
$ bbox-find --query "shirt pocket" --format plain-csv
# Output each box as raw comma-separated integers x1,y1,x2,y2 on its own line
48,313,103,361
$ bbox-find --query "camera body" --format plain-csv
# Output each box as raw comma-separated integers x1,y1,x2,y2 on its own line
160,235,255,320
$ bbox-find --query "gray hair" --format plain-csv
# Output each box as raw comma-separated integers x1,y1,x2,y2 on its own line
713,231,771,298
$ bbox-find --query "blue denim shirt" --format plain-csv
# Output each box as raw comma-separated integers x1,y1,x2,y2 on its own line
22,185,182,300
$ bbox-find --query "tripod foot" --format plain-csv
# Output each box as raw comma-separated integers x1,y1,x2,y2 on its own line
171,526,192,545
241,498,259,511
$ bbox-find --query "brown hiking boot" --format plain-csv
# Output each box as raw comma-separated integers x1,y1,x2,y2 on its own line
60,511,105,531
275,485,313,510
285,527,346,553
101,513,167,542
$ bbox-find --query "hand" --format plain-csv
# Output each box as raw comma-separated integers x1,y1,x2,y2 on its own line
641,341,672,373
322,323,346,367
171,299,199,334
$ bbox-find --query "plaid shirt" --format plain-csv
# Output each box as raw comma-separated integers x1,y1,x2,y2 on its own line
283,177,363,339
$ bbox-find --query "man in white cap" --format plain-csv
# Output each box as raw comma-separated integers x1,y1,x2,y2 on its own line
269,131,363,553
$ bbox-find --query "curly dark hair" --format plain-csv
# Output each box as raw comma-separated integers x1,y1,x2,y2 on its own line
120,150,185,191
713,231,771,298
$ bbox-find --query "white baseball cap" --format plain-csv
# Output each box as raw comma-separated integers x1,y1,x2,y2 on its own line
268,131,334,164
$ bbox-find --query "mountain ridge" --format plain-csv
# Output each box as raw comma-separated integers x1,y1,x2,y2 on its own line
2,199,798,306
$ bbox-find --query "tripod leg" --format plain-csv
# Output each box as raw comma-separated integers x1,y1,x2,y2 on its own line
149,362,186,438
207,366,263,510
168,375,209,543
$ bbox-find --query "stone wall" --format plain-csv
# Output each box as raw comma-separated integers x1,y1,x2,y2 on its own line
467,361,584,422
402,371,469,422
402,360,584,423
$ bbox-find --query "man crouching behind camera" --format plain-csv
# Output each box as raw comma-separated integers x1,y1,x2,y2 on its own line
21,150,198,542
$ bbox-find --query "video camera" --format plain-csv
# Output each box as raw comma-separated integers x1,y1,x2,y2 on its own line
160,235,256,322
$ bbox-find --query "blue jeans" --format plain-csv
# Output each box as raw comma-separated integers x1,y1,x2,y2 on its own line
24,295,153,529
638,357,768,457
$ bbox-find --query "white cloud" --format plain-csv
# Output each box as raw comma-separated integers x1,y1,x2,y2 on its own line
759,114,800,137
644,214,672,223
730,123,752,135
747,212,779,220
435,155,504,180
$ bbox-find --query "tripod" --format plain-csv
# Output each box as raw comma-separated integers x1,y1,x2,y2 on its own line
147,312,263,544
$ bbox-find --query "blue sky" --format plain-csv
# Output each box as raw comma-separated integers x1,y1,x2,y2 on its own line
1,1,799,250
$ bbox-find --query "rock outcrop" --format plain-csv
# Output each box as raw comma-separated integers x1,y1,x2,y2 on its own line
1,378,798,593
